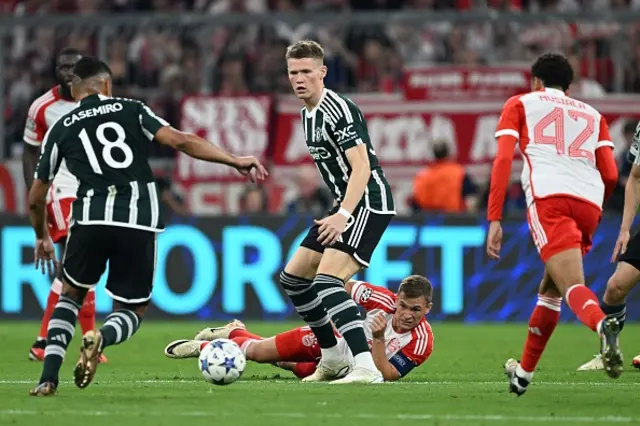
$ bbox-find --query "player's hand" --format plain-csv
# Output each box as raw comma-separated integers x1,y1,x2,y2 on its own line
34,237,57,277
371,313,386,339
486,221,503,260
314,213,348,246
233,156,269,183
612,229,631,262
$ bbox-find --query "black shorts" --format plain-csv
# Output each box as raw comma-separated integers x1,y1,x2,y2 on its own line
300,205,393,267
619,229,640,271
62,224,157,305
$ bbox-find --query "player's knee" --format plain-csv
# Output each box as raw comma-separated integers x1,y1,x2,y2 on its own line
284,252,320,281
604,277,628,305
244,342,266,362
317,249,361,282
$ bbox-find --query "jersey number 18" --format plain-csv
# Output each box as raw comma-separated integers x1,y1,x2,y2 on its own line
79,121,134,174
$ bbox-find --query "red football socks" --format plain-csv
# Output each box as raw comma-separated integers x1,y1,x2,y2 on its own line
229,328,263,340
78,291,96,334
520,295,561,373
566,285,606,332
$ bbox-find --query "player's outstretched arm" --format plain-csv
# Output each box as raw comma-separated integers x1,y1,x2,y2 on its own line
154,127,268,182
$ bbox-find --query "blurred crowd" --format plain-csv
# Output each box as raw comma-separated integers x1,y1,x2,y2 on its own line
4,0,640,152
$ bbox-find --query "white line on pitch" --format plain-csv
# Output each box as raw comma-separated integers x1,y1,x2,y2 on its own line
0,410,635,423
1,379,639,387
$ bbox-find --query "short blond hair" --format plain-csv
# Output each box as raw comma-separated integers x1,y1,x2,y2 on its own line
286,40,324,61
398,275,433,304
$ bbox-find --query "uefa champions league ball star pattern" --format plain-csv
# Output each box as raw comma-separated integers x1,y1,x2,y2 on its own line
198,338,246,385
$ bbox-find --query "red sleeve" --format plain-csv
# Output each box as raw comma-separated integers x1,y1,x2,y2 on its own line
596,115,614,149
596,146,618,202
399,321,434,367
595,116,618,203
23,97,50,146
350,281,396,314
487,96,522,221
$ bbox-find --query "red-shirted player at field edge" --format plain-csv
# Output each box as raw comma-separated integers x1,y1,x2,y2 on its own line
22,48,106,363
486,53,621,396
164,276,434,382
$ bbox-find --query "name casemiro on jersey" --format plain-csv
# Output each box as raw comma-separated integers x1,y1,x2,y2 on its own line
63,103,123,127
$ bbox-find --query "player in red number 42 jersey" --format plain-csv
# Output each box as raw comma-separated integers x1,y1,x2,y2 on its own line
164,276,434,382
486,53,621,396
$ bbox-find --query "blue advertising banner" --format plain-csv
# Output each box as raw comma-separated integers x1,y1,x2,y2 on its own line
0,213,635,321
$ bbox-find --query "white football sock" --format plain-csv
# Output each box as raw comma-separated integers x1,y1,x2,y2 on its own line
320,345,343,362
353,352,378,371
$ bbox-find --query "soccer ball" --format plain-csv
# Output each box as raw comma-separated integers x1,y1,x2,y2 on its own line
198,338,246,385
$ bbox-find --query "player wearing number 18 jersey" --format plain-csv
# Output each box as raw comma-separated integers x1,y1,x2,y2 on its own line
22,48,103,363
29,57,267,396
485,53,622,396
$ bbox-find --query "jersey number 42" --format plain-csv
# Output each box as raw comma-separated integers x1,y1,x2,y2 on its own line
533,107,596,162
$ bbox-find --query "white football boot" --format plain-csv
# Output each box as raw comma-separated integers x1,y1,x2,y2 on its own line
504,358,531,397
577,354,604,371
301,358,351,382
164,340,207,359
302,338,352,382
330,366,384,384
194,320,246,341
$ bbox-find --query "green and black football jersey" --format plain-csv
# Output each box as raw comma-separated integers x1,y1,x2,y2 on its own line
300,88,395,214
35,94,169,232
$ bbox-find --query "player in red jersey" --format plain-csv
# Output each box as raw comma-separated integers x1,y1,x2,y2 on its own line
22,47,106,363
486,53,621,396
164,275,434,382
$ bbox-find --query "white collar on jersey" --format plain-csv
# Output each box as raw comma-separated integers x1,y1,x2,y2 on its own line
305,88,328,117
544,87,566,97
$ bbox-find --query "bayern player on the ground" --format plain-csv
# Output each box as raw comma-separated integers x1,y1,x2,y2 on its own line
22,47,106,364
164,276,434,382
485,53,621,396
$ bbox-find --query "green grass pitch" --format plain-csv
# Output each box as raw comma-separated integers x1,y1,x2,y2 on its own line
1,321,639,426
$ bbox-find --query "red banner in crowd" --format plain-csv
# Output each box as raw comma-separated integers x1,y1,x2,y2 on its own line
273,96,507,167
402,65,532,100
177,95,274,214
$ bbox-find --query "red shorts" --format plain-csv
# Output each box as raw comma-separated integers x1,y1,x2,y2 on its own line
527,196,601,262
46,197,74,243
273,325,350,362
274,326,321,362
